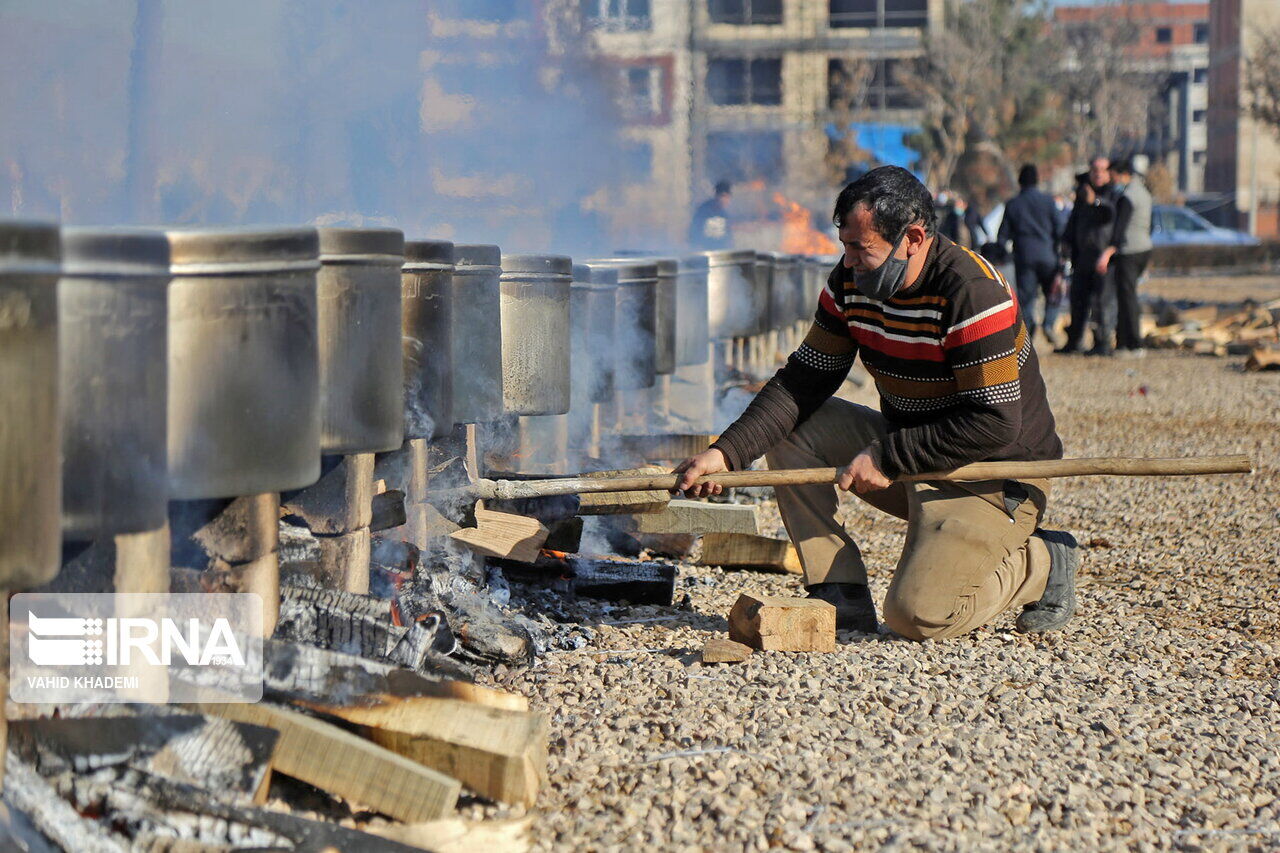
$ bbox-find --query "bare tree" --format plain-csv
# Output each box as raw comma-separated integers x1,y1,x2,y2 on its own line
1056,3,1161,159
900,0,1065,189
824,58,875,186
1245,21,1280,135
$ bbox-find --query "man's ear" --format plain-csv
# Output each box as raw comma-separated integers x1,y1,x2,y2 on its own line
904,223,929,256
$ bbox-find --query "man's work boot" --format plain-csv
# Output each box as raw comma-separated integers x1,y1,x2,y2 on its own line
806,582,877,633
1016,530,1080,633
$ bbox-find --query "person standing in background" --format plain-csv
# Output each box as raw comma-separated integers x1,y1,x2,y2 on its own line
1059,157,1117,356
689,180,733,250
997,164,1064,343
1095,159,1153,358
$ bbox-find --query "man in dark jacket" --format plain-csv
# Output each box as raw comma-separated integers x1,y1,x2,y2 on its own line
673,167,1080,640
688,180,733,249
997,164,1064,342
1060,157,1117,355
1097,159,1153,356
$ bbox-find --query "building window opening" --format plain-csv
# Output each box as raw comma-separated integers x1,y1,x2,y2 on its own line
620,65,664,120
706,130,785,184
830,0,928,30
1193,67,1208,84
709,0,784,25
1155,26,1173,45
707,57,783,105
1192,108,1206,123
582,0,652,32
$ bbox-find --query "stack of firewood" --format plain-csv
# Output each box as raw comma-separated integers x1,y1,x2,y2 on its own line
1142,299,1280,367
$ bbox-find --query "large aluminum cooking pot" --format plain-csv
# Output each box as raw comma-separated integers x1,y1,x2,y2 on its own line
451,244,504,424
571,263,617,405
786,253,809,324
763,252,799,331
599,256,676,375
676,255,710,366
499,254,572,416
807,255,837,319
166,227,320,500
317,228,405,454
586,258,656,390
0,220,61,588
59,227,171,538
402,239,454,439
703,249,761,338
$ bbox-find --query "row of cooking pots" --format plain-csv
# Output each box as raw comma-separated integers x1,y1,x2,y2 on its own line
0,220,833,588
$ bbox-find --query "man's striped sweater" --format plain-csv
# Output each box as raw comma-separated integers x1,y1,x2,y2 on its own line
712,235,1063,477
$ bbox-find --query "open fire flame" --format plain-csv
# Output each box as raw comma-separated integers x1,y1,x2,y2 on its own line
774,192,838,255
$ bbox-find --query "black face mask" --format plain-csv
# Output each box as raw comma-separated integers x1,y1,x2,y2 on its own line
849,231,910,301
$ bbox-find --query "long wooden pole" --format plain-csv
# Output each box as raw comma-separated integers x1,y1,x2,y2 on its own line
469,455,1253,501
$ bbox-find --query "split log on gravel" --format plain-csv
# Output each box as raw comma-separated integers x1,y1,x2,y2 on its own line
262,638,528,711
4,755,127,852
193,700,460,822
1246,345,1280,370
363,815,534,853
305,699,548,807
728,593,836,652
702,637,754,664
450,508,549,563
576,467,670,515
632,499,761,536
698,532,802,574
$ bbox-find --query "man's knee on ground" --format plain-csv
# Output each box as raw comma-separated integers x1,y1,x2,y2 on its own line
882,585,971,642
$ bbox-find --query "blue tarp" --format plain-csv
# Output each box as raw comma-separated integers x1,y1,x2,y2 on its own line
826,122,924,179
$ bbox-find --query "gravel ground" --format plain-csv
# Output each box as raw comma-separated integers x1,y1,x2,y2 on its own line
475,348,1279,852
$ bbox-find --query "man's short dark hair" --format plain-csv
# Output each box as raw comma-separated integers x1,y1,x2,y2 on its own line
1018,163,1039,189
714,180,732,196
1110,159,1134,176
832,166,937,239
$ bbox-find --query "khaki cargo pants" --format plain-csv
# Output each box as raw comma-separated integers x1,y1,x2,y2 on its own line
764,397,1053,641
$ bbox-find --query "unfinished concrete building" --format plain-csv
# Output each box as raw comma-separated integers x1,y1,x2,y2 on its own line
580,0,944,248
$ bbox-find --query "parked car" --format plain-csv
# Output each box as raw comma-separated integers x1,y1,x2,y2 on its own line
1152,205,1260,247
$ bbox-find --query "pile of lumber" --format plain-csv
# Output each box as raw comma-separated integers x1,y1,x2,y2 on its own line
1143,299,1280,361
5,638,542,851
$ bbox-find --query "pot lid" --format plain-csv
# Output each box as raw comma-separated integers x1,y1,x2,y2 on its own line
0,219,60,272
60,227,170,277
318,227,405,260
166,227,319,274
500,253,572,276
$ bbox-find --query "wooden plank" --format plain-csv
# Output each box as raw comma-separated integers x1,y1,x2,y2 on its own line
702,637,753,664
1246,345,1280,370
567,556,676,605
371,489,408,532
576,467,670,515
363,815,533,853
620,434,718,462
698,532,802,575
633,499,760,536
192,700,461,822
450,508,548,563
303,699,547,807
728,593,836,653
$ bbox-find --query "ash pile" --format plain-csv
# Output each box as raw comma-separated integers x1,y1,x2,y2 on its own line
1,219,824,849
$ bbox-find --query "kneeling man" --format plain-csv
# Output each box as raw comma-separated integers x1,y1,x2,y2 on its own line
677,167,1080,639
